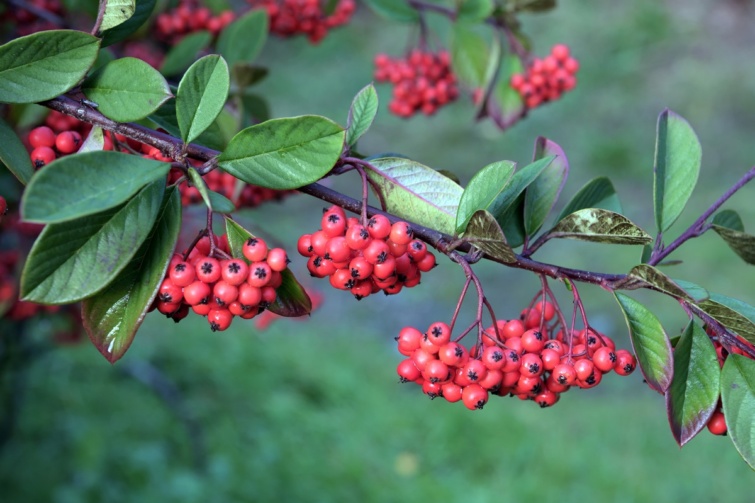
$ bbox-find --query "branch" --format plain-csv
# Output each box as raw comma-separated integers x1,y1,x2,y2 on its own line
649,165,755,265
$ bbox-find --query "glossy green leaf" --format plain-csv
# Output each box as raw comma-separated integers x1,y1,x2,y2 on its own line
21,181,164,304
524,137,569,236
547,209,652,245
151,98,234,151
653,109,702,232
457,0,494,21
82,186,181,363
0,117,33,185
177,55,229,143
721,354,755,469
82,57,172,122
712,209,744,232
498,194,526,248
216,9,268,67
21,151,170,224
218,116,344,190
345,84,378,147
455,160,516,234
489,156,554,226
101,0,156,47
615,292,674,393
224,218,311,317
697,293,755,346
671,280,709,303
100,0,136,32
487,54,526,130
627,264,708,302
362,0,419,22
666,321,721,446
0,30,100,103
160,31,212,77
556,176,622,221
461,210,516,263
187,167,235,213
365,157,463,235
451,24,489,88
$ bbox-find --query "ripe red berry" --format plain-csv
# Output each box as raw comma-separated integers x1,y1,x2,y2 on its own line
157,279,183,304
396,326,423,355
707,410,727,435
345,224,372,250
183,280,211,306
266,248,289,272
553,362,577,386
462,384,489,410
196,257,222,283
238,283,263,307
221,259,249,286
208,308,233,331
592,346,617,373
389,221,413,245
55,131,81,154
426,321,451,346
242,237,268,262
28,126,56,148
423,359,451,383
397,358,421,382
322,210,347,238
521,329,545,353
213,280,239,305
438,342,467,367
481,346,506,371
367,214,392,240
614,349,637,376
169,260,196,287
441,382,463,403
30,146,56,168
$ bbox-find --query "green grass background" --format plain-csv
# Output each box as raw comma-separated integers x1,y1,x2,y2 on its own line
4,0,755,500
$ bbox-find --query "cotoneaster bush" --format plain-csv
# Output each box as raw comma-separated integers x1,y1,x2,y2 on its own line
2,0,755,470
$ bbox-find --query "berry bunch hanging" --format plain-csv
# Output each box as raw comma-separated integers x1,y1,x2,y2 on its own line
396,300,636,410
374,49,459,118
27,112,95,169
510,44,580,110
248,0,356,43
153,233,290,331
297,205,436,299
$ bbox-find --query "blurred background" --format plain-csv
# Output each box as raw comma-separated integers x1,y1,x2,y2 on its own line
3,0,755,500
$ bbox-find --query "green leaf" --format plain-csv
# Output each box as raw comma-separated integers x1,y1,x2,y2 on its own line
231,63,268,92
100,0,136,32
524,137,569,236
556,176,622,221
224,217,312,317
362,0,419,22
461,210,516,263
451,24,489,89
0,30,100,104
82,57,172,122
216,9,268,67
218,116,344,190
187,167,235,213
712,209,744,232
21,151,170,224
615,292,674,393
672,279,710,303
20,181,164,304
455,160,516,234
78,126,105,152
456,0,494,21
82,186,181,363
697,293,755,346
489,156,554,227
721,354,755,469
365,157,463,235
487,54,526,129
176,55,230,143
159,31,212,77
240,93,270,125
547,209,652,245
665,321,721,446
101,0,156,47
345,84,378,147
712,220,755,264
0,117,33,185
653,109,702,232
626,264,708,302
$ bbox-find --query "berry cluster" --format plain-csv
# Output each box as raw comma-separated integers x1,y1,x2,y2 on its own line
374,49,459,118
510,44,580,110
154,1,236,42
297,206,436,299
1,0,64,36
153,233,290,331
27,112,98,169
396,301,636,410
249,0,356,43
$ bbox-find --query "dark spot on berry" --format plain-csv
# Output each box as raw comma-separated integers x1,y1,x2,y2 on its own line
429,377,439,383
426,392,438,400
345,279,356,289
354,294,364,300
508,351,519,363
624,364,633,373
210,321,220,332
215,297,225,306
489,384,501,395
201,262,214,274
158,293,173,302
376,251,388,263
586,373,596,385
492,351,503,362
557,375,568,385
313,256,322,267
350,268,360,278
532,382,542,394
254,268,267,279
538,400,549,408
327,214,340,223
399,377,409,383
34,159,45,168
431,326,442,338
533,331,543,341
359,229,369,239
455,347,464,357
246,237,258,246
467,370,479,381
174,263,186,272
227,262,241,274
609,352,617,362
368,218,377,228
587,335,597,346
323,253,331,260
475,400,485,409
528,363,540,375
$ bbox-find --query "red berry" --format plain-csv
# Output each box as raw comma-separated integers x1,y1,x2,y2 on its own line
169,260,196,287
426,321,451,346
242,237,268,262
157,279,183,304
183,280,211,306
28,126,56,148
389,221,413,245
367,214,392,239
221,259,249,286
55,131,81,154
614,349,637,376
213,280,239,305
462,384,489,410
397,358,422,382
208,308,233,331
266,248,289,272
30,146,56,168
196,257,222,283
707,410,727,435
592,346,617,373
248,261,272,288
